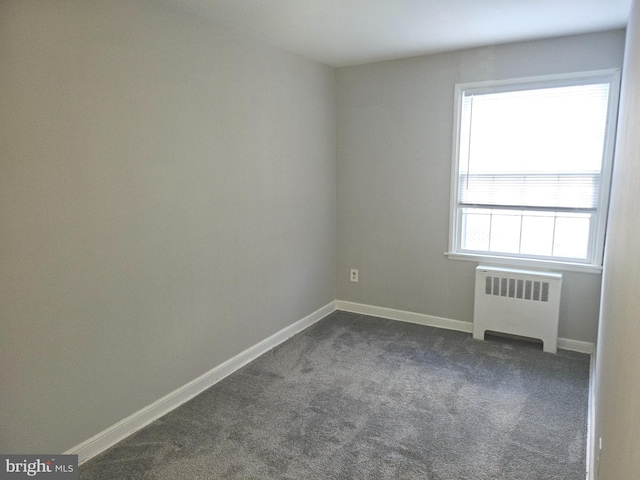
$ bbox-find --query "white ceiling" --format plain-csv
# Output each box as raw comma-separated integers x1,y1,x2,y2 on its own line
158,0,632,67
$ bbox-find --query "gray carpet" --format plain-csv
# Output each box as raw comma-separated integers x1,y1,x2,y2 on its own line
80,311,590,479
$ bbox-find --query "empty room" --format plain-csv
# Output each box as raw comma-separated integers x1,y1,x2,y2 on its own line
2,1,640,479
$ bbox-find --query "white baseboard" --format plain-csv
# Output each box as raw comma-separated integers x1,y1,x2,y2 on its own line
335,300,595,355
67,301,336,464
557,338,595,355
335,300,473,333
586,350,598,480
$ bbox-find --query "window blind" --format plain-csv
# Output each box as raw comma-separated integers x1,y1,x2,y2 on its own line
458,83,610,212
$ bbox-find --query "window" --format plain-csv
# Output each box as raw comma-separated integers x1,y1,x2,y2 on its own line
448,71,620,271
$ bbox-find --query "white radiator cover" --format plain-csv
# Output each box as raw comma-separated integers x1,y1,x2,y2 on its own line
473,265,562,353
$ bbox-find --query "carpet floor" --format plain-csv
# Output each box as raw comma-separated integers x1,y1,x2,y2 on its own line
80,311,590,479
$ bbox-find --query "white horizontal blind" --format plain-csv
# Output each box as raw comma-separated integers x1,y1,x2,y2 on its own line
458,83,610,213
459,173,599,210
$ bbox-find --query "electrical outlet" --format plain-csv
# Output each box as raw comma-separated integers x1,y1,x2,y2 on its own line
350,269,359,283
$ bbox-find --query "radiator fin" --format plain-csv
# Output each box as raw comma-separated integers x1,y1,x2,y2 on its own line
484,275,550,302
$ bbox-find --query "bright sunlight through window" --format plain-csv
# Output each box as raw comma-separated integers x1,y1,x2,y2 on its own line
448,71,620,270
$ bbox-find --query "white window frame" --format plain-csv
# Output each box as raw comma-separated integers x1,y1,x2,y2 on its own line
446,70,621,273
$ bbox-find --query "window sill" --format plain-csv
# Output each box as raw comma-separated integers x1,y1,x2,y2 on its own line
444,251,603,274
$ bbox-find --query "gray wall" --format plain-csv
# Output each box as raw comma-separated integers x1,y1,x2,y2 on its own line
336,31,626,343
0,0,630,458
0,0,336,453
595,0,640,477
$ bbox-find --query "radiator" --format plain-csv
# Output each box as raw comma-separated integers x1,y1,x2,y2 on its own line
473,265,562,353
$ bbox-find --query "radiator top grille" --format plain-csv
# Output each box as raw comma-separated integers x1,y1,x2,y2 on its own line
484,275,550,302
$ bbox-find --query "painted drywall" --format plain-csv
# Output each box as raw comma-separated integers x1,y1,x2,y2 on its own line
0,0,335,454
594,0,640,477
336,30,625,343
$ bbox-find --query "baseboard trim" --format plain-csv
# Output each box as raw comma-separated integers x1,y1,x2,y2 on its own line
67,301,336,464
335,300,473,333
586,349,598,480
557,338,595,355
335,300,595,355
